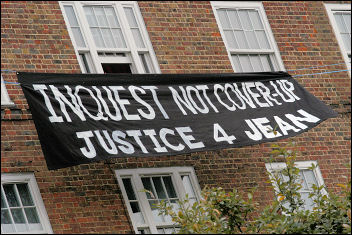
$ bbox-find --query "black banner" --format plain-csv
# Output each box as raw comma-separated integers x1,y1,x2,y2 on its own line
18,72,337,170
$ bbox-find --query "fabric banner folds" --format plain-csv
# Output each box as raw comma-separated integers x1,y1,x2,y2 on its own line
18,72,337,170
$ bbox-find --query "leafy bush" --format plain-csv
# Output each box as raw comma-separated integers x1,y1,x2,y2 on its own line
156,142,351,234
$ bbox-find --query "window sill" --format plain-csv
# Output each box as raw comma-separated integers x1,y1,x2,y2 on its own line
1,102,16,109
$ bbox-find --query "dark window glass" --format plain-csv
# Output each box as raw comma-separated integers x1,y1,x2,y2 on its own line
79,53,91,73
102,63,131,73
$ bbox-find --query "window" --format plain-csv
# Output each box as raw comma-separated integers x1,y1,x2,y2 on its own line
1,173,53,234
1,75,14,106
265,161,326,211
211,1,285,72
325,4,351,74
115,167,201,234
60,1,160,74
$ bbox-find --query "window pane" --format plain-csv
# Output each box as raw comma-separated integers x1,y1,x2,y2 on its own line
131,29,145,48
64,6,86,48
256,30,270,49
101,28,116,48
249,55,263,71
84,7,98,26
91,28,105,47
71,28,86,47
343,13,351,33
122,178,136,200
231,55,243,72
298,171,309,190
149,200,164,222
106,7,120,28
227,10,241,29
162,176,177,199
64,6,79,26
217,8,272,51
17,184,34,207
170,199,179,213
1,209,12,224
250,55,264,72
189,198,197,205
1,191,6,209
24,208,40,224
130,202,140,213
341,34,351,51
130,202,145,225
123,7,145,49
3,184,19,207
142,178,154,199
234,30,248,48
122,178,146,226
245,31,259,49
332,12,351,55
139,54,151,74
217,10,231,28
259,55,274,71
248,10,264,29
152,177,167,199
302,170,318,189
85,6,128,49
10,208,25,223
1,75,13,105
238,55,253,72
124,7,138,28
1,210,15,233
224,30,238,48
238,10,252,30
95,7,109,27
181,176,195,198
334,13,348,33
149,200,159,209
301,192,315,210
276,169,289,182
79,53,91,73
112,29,127,48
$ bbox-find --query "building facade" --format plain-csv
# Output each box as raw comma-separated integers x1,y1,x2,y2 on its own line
1,1,351,234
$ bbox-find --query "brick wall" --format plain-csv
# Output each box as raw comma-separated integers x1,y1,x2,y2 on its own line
1,1,350,234
138,1,234,74
262,0,351,189
264,1,351,109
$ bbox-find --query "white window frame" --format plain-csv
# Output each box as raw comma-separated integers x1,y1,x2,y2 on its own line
324,3,351,76
1,75,15,106
1,173,53,234
265,161,327,209
115,167,201,234
210,1,285,72
59,1,160,74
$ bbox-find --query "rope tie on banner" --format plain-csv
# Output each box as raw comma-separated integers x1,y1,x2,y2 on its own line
1,69,21,85
1,69,18,73
292,69,350,77
1,63,351,85
3,81,21,85
286,62,347,71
